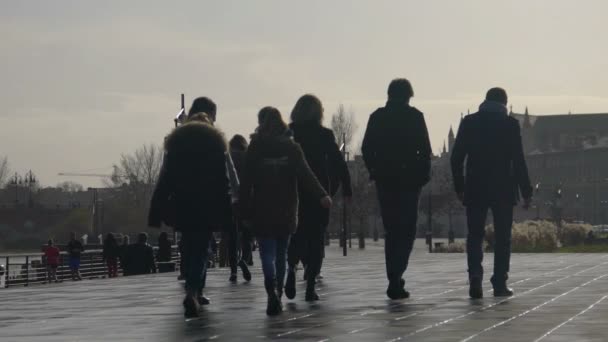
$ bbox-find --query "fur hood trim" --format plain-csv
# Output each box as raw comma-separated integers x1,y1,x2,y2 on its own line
165,121,226,153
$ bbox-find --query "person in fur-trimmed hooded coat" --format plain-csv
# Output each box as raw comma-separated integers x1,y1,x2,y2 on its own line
148,116,231,318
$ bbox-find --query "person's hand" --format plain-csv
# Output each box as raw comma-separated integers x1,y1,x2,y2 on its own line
320,196,332,209
456,192,465,204
522,197,532,210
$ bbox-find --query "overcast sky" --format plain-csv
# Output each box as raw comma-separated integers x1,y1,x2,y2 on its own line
2,0,607,187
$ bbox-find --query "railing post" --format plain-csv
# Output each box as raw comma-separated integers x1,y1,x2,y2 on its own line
25,256,29,286
5,256,9,288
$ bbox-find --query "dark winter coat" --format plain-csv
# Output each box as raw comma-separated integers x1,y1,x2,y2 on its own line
102,240,120,261
148,121,231,231
450,110,533,206
230,149,246,183
289,122,352,227
156,239,172,262
122,243,157,275
361,101,432,188
239,133,327,238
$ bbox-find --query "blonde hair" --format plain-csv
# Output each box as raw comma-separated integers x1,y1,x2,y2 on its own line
186,112,213,125
290,94,323,124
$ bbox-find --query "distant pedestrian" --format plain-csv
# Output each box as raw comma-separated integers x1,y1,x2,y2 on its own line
44,239,60,283
361,78,432,300
226,134,252,283
102,233,120,278
122,233,157,276
240,106,331,316
285,94,352,302
157,231,172,262
119,235,130,275
149,97,233,318
66,232,84,281
451,87,532,299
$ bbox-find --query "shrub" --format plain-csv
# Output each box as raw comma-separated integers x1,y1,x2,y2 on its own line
434,241,465,253
559,222,592,247
486,220,558,253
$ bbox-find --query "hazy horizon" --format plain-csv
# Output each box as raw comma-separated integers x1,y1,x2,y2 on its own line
2,1,608,188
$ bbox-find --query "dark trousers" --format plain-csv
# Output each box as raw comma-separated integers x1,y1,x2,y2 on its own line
181,229,212,293
376,181,421,284
241,227,254,264
226,223,239,274
258,236,290,292
466,203,513,283
227,220,254,272
287,225,325,278
106,258,118,278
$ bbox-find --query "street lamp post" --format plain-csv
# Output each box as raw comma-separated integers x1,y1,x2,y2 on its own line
9,173,21,205
23,170,37,208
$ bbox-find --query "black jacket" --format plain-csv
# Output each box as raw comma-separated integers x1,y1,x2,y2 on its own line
451,110,533,206
289,122,352,198
361,101,432,188
148,122,231,231
122,243,157,276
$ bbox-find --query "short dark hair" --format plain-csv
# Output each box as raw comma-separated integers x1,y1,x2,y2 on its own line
189,97,217,120
137,232,148,244
485,87,508,105
387,78,414,100
229,134,248,151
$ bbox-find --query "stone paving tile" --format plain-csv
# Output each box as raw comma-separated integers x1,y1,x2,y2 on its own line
1,240,607,342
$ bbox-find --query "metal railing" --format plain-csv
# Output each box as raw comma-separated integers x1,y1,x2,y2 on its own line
1,247,181,288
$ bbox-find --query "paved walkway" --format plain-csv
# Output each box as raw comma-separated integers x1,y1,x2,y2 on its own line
1,240,607,341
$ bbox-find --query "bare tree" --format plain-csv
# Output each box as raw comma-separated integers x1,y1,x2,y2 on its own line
110,143,163,207
57,181,84,193
0,156,9,188
331,104,358,150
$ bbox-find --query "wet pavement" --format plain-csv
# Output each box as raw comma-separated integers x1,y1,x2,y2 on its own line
1,240,607,341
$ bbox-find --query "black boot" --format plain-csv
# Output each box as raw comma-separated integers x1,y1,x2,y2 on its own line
305,277,319,302
265,280,282,316
386,278,409,300
284,268,296,300
229,273,237,283
469,277,483,299
491,275,513,297
183,295,200,318
239,260,252,282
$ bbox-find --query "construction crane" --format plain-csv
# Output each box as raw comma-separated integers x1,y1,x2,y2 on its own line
57,172,113,178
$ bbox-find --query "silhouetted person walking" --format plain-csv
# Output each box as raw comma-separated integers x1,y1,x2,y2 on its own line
156,231,172,262
149,98,232,318
362,78,431,300
44,239,60,283
285,94,352,302
66,232,84,281
227,134,252,283
451,87,532,299
102,233,120,278
123,233,157,276
240,107,331,316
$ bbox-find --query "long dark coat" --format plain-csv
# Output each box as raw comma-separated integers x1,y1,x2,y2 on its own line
239,134,327,238
148,122,231,231
289,122,352,228
451,110,533,206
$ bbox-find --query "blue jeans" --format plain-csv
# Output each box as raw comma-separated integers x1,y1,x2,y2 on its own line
258,236,290,292
181,230,212,293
